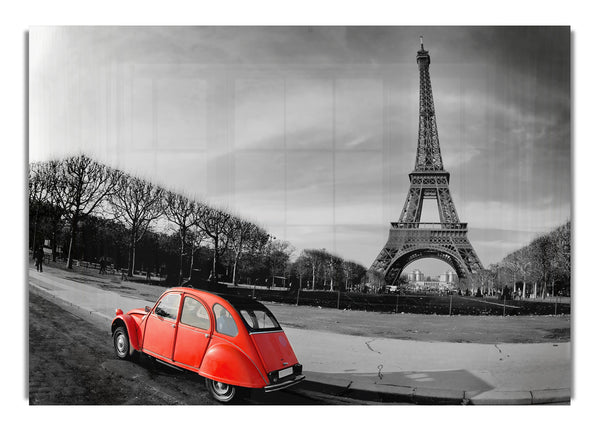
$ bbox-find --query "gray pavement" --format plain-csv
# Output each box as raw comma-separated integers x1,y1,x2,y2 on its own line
28,269,570,405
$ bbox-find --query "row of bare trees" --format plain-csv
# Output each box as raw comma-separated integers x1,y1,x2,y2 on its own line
29,155,272,284
469,221,571,297
29,155,368,290
289,248,367,292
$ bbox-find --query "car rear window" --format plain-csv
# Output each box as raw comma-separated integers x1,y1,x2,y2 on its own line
216,294,282,333
240,309,279,330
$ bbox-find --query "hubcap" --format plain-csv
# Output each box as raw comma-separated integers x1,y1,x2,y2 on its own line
213,381,230,395
116,334,126,354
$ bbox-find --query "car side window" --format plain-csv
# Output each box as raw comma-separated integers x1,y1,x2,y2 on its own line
154,293,180,320
180,296,210,330
213,304,238,337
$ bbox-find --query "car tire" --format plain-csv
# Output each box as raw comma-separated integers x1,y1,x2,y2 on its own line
113,326,130,360
205,378,237,403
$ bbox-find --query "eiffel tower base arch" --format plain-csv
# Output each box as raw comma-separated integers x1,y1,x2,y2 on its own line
369,223,483,286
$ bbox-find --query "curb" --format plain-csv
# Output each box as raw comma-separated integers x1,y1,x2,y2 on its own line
468,388,571,405
301,372,465,405
301,373,570,405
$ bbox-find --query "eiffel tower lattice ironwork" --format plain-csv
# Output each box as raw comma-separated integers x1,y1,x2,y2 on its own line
369,38,483,284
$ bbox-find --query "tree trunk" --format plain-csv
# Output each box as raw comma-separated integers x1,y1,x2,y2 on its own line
51,228,58,262
212,234,219,283
188,246,196,279
179,239,184,285
66,214,78,269
128,230,136,277
32,204,39,252
232,250,241,286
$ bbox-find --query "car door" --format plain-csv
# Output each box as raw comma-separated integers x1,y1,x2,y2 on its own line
142,292,182,360
172,295,212,369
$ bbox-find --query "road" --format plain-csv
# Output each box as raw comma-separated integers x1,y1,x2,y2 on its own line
28,286,384,405
28,263,569,405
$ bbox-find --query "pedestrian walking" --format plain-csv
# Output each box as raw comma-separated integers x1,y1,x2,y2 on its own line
35,246,44,272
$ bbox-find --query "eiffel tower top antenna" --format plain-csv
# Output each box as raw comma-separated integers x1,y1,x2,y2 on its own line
414,34,443,172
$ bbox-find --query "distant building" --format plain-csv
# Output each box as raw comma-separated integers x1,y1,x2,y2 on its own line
405,269,457,293
408,269,424,282
439,270,457,284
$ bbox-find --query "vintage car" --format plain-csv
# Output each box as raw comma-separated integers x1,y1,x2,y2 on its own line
111,287,305,402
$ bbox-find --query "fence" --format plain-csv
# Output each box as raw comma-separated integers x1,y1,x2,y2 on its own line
225,286,571,316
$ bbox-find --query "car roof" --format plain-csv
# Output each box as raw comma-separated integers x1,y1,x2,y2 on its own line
169,287,268,310
169,286,282,332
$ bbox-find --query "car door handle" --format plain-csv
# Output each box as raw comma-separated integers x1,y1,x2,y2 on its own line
205,334,210,338
171,324,176,328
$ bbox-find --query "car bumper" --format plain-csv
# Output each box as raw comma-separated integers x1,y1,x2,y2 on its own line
264,374,306,392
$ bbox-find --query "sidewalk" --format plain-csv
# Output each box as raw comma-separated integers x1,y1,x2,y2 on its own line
28,269,571,405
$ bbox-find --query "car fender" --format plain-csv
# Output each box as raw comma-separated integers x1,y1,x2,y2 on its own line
199,340,268,388
111,313,141,354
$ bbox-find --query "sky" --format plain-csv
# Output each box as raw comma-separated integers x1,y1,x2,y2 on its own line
28,26,571,275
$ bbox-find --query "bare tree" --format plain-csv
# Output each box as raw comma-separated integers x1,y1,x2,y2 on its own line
194,205,233,283
163,191,197,284
109,175,164,277
552,221,571,295
28,162,49,251
303,249,328,289
34,161,67,261
187,225,206,279
264,239,294,288
51,155,122,269
294,251,314,290
501,254,520,294
325,254,343,291
342,260,366,291
228,217,269,286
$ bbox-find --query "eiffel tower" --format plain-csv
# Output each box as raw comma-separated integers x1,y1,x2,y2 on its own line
369,37,483,285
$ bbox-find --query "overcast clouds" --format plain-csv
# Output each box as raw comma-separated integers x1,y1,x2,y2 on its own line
29,26,571,273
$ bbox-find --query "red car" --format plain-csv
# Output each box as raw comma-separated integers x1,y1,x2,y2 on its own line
111,287,305,402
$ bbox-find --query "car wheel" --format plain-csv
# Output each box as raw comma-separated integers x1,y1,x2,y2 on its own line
113,326,130,360
205,378,237,403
